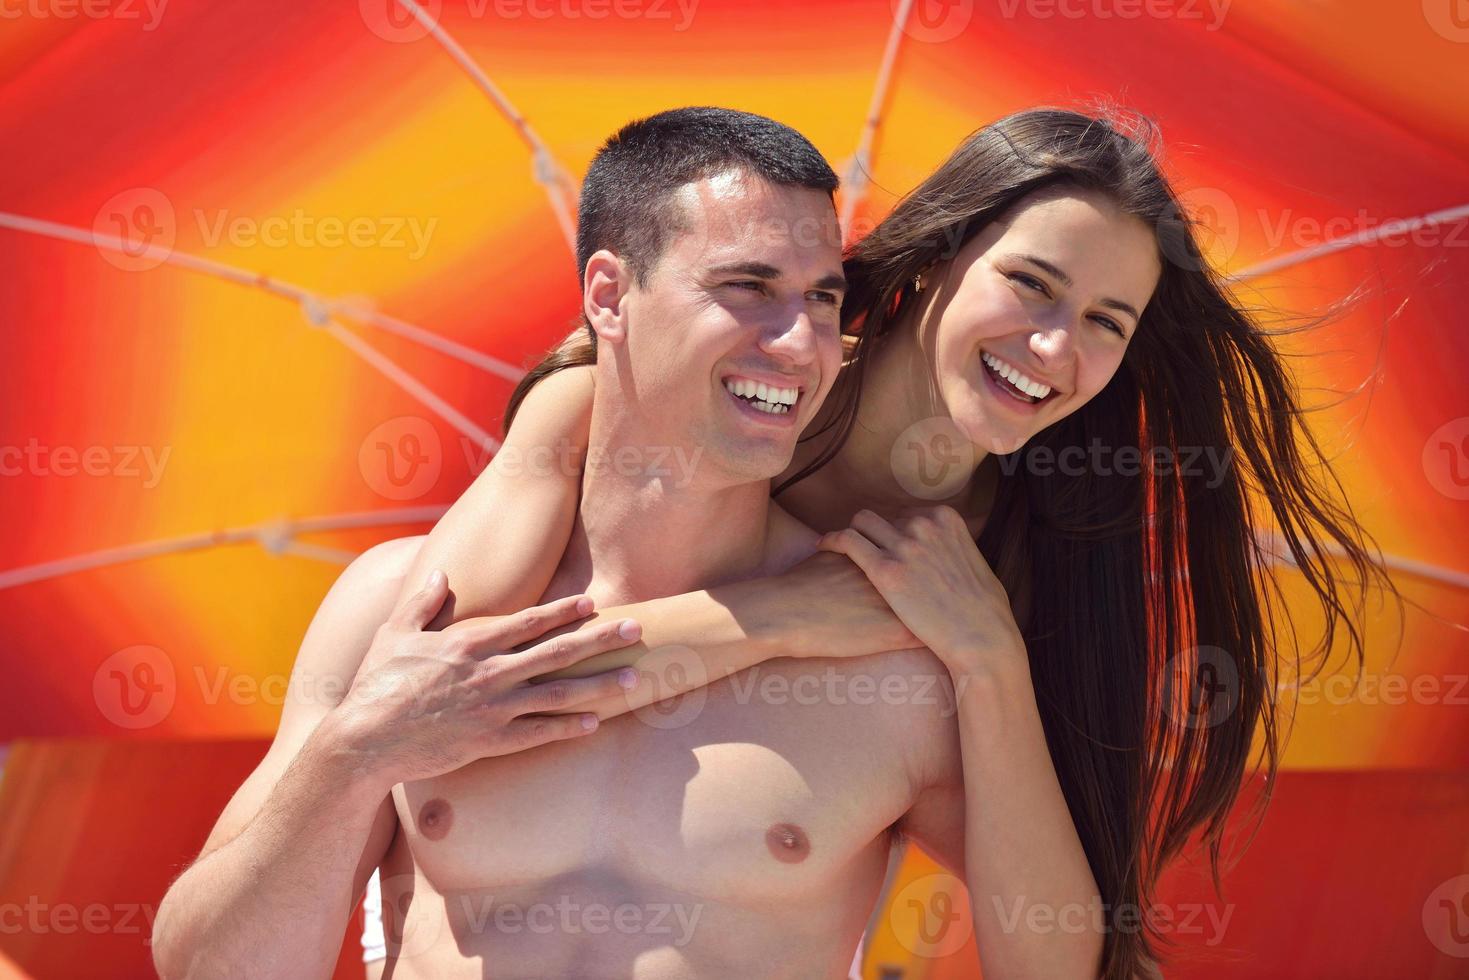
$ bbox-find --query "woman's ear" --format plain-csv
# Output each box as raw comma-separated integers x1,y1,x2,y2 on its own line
583,249,630,345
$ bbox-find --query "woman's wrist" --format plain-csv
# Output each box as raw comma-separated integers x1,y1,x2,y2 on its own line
933,634,1031,692
715,575,809,660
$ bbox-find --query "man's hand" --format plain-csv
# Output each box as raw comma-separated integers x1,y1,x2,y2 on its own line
329,569,642,789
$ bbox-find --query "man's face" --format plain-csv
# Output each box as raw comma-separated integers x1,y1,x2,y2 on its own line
611,171,846,485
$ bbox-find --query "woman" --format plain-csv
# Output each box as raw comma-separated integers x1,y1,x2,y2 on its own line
368,106,1388,978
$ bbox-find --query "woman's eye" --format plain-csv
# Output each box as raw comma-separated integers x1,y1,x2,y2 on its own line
1092,315,1126,337
1009,272,1048,295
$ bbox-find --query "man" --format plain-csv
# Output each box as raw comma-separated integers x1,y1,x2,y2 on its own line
154,108,964,979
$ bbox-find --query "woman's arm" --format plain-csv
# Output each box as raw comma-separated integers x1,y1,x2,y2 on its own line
397,362,593,628
519,551,919,719
398,349,918,717
819,506,1104,979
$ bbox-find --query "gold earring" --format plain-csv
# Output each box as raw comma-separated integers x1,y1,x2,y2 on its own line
912,274,923,292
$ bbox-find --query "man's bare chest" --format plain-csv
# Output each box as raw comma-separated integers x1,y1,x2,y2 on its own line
391,654,941,907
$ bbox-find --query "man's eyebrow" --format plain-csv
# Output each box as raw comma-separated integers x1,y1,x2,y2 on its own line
707,261,782,279
707,262,848,292
1010,253,1141,322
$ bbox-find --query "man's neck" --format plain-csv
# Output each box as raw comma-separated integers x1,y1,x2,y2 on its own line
565,427,775,604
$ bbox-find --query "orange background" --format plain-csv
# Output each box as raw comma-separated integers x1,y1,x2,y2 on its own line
1,1,1467,977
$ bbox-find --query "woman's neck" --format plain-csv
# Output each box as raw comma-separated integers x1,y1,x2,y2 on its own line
778,324,996,536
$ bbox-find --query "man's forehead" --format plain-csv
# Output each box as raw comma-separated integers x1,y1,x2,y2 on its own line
666,170,841,264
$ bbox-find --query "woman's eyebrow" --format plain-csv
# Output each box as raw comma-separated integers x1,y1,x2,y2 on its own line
1011,253,1141,321
1009,253,1073,286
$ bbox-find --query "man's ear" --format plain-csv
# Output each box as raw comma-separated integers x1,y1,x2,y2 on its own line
584,250,631,345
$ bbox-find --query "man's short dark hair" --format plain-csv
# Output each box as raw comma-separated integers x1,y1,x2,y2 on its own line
575,106,839,287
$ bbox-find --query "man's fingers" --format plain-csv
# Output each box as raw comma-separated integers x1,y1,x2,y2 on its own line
393,569,450,630
506,668,639,716
504,713,600,752
499,618,642,684
449,594,596,653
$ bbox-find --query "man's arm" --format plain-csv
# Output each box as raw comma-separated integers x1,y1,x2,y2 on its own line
152,539,417,979
152,542,640,980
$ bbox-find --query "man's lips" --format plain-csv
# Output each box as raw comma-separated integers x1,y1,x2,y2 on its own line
721,373,802,418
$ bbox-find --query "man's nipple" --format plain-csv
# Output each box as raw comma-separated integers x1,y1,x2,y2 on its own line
418,798,454,841
766,823,810,863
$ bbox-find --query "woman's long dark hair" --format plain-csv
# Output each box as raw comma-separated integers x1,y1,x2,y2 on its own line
506,107,1393,978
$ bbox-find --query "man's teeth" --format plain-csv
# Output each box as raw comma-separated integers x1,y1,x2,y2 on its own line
980,352,1052,400
723,378,797,415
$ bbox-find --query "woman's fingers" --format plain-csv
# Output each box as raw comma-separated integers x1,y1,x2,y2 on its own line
498,618,642,684
849,509,903,550
816,526,886,577
506,667,639,716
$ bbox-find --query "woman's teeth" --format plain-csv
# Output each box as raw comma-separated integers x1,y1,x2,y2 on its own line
724,377,797,415
981,352,1052,402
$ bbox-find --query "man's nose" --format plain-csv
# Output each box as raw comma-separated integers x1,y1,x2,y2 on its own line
758,306,819,365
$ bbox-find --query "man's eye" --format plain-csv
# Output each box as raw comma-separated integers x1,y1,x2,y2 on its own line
808,291,840,306
727,280,763,292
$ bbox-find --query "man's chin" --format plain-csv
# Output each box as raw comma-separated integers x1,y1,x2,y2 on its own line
703,436,794,484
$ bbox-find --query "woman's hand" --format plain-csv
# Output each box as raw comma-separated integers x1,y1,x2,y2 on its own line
765,550,920,659
815,505,1026,679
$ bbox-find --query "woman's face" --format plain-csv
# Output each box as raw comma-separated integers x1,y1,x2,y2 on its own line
922,186,1162,456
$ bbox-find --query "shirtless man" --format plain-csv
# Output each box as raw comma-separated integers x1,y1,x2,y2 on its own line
154,108,964,979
